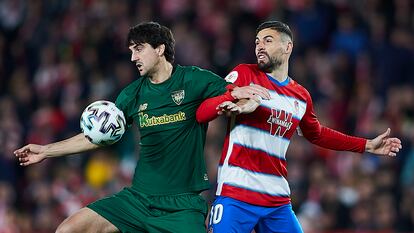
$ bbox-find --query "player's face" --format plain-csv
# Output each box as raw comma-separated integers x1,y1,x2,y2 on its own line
255,28,287,72
129,43,160,76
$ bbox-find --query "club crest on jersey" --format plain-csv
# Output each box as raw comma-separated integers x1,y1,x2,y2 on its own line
224,71,238,83
171,90,185,105
138,103,148,112
267,108,293,137
294,100,299,115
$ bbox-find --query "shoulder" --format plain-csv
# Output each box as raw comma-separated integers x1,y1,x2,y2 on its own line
179,65,221,80
180,65,212,74
225,63,260,83
116,78,145,107
119,78,145,96
233,63,260,74
289,79,312,102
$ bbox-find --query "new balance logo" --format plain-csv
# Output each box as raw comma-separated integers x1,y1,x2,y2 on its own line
267,108,293,137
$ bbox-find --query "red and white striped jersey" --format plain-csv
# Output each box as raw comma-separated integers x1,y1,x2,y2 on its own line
215,64,365,207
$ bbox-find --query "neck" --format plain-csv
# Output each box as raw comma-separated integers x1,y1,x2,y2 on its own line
149,59,173,84
268,62,289,82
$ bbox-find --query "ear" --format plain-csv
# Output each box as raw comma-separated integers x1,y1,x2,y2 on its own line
156,44,165,56
285,41,293,54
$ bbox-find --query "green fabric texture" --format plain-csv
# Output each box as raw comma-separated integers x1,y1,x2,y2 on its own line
88,187,208,232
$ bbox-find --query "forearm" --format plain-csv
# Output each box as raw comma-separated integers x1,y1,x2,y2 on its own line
196,91,235,123
44,133,99,157
305,126,367,153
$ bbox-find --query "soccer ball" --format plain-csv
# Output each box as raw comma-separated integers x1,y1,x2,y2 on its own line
80,100,126,146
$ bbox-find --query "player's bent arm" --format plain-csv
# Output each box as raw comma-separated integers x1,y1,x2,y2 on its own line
196,85,268,123
301,124,367,153
14,133,99,166
300,117,402,156
196,91,235,123
299,91,366,153
299,90,401,156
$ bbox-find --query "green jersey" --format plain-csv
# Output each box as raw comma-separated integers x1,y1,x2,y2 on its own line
115,65,228,195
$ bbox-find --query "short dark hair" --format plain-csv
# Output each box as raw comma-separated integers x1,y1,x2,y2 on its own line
256,21,293,42
127,22,175,63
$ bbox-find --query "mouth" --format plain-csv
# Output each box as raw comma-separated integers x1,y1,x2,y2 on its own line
136,63,143,72
257,53,268,62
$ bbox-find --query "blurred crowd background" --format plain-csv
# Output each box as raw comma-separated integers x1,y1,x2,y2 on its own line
0,0,413,232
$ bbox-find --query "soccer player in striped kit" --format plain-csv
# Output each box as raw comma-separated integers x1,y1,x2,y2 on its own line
197,21,402,233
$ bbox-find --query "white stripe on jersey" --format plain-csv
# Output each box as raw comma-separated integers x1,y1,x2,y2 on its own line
230,124,290,160
217,165,291,196
260,90,307,120
217,115,236,194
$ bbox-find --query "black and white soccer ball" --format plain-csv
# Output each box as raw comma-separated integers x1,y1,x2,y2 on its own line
80,100,126,146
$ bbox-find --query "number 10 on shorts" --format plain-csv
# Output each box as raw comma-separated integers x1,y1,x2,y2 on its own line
209,204,224,225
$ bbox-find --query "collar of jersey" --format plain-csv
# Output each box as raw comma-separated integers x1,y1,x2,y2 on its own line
266,74,290,87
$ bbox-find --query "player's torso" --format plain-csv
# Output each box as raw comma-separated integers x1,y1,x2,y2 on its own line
217,64,308,206
236,71,308,152
224,65,308,164
136,68,198,143
120,65,226,195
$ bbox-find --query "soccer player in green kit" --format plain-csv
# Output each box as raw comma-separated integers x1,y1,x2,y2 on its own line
14,22,269,233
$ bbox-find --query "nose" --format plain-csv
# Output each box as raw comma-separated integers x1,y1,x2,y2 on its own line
256,42,264,52
131,51,138,62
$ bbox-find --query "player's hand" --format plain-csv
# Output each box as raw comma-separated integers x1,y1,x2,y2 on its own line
231,84,270,100
235,98,261,114
217,98,261,116
14,144,48,166
365,128,402,156
217,101,242,117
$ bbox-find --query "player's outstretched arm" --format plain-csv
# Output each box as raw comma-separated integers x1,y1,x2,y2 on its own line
365,128,402,156
14,133,99,166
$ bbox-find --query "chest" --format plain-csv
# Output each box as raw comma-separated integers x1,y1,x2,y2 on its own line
133,81,197,131
238,73,307,138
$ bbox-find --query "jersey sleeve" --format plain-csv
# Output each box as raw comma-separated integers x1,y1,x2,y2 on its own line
195,64,252,123
196,85,235,123
299,89,367,153
189,66,230,99
224,64,251,87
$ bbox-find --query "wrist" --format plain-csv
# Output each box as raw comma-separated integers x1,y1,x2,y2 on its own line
365,139,372,153
229,88,237,101
43,145,52,158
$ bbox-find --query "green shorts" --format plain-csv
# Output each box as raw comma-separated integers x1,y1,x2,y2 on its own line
87,187,208,233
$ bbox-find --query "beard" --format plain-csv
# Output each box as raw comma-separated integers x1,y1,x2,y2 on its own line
257,53,283,73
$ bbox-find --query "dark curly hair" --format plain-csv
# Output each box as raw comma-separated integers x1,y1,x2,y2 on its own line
127,22,175,63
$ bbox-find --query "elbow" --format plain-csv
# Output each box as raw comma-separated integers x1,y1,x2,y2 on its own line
303,133,321,145
196,108,212,123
